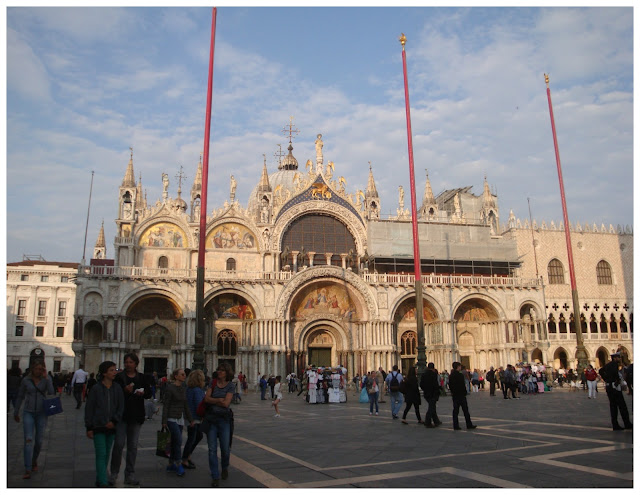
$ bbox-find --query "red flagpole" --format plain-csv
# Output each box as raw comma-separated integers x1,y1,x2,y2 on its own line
399,34,426,376
198,7,217,266
544,73,587,370
194,7,217,371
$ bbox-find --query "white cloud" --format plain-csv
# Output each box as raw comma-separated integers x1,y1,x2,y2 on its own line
6,28,51,102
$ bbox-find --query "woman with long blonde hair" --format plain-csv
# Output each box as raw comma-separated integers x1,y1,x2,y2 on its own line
181,369,205,469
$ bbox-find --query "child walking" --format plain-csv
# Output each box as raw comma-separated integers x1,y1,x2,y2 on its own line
271,376,283,417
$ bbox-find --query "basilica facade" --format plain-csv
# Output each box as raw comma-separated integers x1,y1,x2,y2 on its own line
71,132,633,381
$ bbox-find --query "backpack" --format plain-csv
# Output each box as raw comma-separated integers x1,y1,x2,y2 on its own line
389,372,400,393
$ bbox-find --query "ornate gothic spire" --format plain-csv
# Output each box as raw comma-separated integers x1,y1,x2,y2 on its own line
257,155,271,192
95,221,106,248
422,170,436,205
192,153,203,194
122,148,136,188
365,163,378,198
483,174,496,208
136,173,144,207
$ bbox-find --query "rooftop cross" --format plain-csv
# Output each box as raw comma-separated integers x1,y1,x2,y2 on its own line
274,144,285,167
175,165,187,197
282,116,300,144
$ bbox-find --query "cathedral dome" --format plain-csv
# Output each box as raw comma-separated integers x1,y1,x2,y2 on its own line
247,168,298,211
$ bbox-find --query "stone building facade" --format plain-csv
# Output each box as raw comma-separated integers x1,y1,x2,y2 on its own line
6,259,79,373
70,132,633,381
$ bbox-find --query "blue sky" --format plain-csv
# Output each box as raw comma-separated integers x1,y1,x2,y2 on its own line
5,5,635,263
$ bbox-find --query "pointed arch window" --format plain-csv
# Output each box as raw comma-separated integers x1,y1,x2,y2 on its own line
590,314,598,333
596,260,613,285
547,314,556,334
547,259,564,284
401,331,418,355
217,330,237,356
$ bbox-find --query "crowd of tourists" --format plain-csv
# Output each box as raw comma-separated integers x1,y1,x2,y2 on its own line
9,357,243,488
8,346,632,487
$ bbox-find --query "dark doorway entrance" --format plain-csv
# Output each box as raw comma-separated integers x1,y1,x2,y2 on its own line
144,357,168,377
309,348,331,368
460,355,471,370
401,358,415,374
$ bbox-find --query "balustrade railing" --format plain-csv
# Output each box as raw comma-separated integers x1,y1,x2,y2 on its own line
78,264,539,288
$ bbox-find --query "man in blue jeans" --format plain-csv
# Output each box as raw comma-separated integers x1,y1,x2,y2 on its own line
385,365,404,419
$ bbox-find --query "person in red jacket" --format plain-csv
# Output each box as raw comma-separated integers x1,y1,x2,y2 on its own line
585,365,598,399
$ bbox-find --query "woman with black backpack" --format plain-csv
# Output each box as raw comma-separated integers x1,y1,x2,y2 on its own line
401,366,422,424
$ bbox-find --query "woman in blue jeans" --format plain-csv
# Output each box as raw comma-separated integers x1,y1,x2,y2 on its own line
182,370,206,469
201,362,235,487
162,368,194,477
14,360,54,479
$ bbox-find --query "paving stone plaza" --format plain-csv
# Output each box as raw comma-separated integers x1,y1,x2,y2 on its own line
6,384,634,490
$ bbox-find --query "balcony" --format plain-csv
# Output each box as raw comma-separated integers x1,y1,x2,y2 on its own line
77,264,541,289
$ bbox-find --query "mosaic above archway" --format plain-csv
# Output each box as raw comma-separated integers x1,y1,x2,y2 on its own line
396,298,438,323
206,223,257,250
206,294,255,320
291,282,359,321
139,222,186,248
455,299,499,321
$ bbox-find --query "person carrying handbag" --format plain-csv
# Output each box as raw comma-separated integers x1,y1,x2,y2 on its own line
14,360,55,479
200,362,235,487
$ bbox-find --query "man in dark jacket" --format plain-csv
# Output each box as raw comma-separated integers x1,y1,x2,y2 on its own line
420,362,442,428
449,362,477,431
109,353,151,486
600,352,632,431
485,367,496,396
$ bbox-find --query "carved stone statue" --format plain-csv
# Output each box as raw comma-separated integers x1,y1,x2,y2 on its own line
398,185,405,209
315,134,323,167
162,173,169,200
230,175,237,202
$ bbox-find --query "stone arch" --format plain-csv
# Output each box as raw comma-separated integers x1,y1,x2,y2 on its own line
134,206,195,248
118,286,186,316
276,265,377,320
296,318,351,368
531,348,543,363
272,202,367,254
453,293,505,321
595,346,609,369
125,293,183,349
553,347,569,369
390,294,444,349
83,291,104,316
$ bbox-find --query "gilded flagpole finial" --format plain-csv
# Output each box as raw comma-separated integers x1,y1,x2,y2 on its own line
399,33,406,50
544,73,550,86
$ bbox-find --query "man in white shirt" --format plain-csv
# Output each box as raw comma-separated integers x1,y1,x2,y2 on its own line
71,364,89,409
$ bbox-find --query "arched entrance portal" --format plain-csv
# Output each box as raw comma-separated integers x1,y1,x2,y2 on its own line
393,297,440,372
307,328,335,368
531,348,543,363
553,347,568,369
596,347,609,369
454,298,500,371
127,294,182,376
